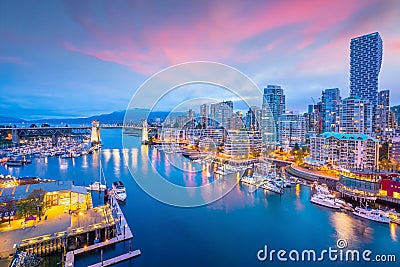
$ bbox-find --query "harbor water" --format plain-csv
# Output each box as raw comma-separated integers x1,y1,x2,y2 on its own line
1,129,400,267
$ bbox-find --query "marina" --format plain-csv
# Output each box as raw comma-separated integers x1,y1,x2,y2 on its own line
1,129,399,267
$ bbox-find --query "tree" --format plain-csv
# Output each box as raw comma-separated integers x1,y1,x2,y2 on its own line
27,189,45,219
0,196,16,226
379,142,389,161
293,143,300,152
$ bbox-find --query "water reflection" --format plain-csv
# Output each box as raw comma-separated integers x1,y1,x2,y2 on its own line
141,145,148,174
330,212,374,247
59,157,68,171
81,155,88,169
390,223,398,242
130,148,138,171
294,184,304,211
112,149,121,177
102,149,111,165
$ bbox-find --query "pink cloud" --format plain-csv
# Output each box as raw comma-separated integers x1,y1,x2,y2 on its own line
63,0,385,75
0,55,28,65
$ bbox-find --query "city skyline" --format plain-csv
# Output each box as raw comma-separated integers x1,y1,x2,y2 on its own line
1,0,400,119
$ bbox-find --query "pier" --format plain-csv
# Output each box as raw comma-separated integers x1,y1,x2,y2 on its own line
88,250,141,267
65,195,140,267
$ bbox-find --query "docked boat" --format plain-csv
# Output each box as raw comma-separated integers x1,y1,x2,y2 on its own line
86,156,107,192
353,207,391,224
260,180,282,194
240,177,257,185
315,183,330,195
87,181,107,192
112,181,127,202
310,193,342,210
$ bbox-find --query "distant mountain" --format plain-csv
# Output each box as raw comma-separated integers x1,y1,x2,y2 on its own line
27,109,187,125
0,116,26,124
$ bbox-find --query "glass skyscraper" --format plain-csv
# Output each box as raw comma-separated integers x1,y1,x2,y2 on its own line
349,32,382,133
321,88,341,133
262,85,285,143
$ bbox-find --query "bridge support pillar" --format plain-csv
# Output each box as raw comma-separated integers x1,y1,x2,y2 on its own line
91,120,101,146
11,129,20,144
52,134,58,146
141,121,149,144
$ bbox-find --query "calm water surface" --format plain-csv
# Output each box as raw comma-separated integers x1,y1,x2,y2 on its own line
1,129,399,267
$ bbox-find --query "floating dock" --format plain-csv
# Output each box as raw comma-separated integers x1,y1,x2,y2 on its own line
88,250,141,267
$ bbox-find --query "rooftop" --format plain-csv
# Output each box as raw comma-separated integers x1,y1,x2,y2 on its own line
0,180,87,201
319,132,378,142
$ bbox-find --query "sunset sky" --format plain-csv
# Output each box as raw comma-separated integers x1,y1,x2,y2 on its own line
1,0,400,119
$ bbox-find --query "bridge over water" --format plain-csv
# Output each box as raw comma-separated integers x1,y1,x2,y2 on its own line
0,121,157,146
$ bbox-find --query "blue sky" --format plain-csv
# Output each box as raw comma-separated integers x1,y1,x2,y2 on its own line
1,0,400,120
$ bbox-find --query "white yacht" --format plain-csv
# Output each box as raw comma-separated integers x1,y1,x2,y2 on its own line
260,181,282,194
112,181,127,202
310,193,342,210
240,177,257,185
87,181,107,192
353,207,391,224
86,157,107,192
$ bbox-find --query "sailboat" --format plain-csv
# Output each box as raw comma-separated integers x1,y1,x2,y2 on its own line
87,153,107,192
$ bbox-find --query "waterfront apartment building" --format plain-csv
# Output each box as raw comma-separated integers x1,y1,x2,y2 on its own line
278,111,306,150
321,88,341,133
223,130,262,159
350,32,383,133
210,101,233,129
198,129,224,152
338,96,372,135
310,132,379,170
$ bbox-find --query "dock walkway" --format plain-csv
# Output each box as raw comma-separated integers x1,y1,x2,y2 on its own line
88,250,141,267
65,196,138,267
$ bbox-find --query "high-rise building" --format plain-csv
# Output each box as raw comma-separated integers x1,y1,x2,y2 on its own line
210,101,233,129
389,137,400,163
313,102,323,134
321,88,341,133
261,96,276,151
349,32,383,133
278,111,306,150
263,85,285,122
245,106,261,130
376,90,390,138
391,105,400,128
228,111,245,130
186,109,195,129
262,85,285,143
200,104,209,127
338,96,372,135
303,105,315,133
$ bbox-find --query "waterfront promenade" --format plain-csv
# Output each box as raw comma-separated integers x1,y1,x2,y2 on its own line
0,206,71,258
